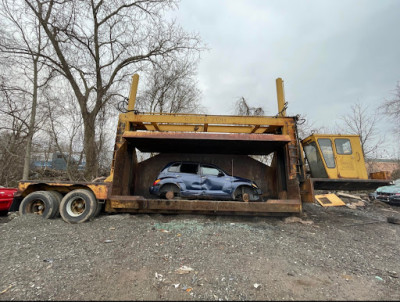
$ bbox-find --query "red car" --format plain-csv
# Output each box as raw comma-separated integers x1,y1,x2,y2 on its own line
0,187,17,216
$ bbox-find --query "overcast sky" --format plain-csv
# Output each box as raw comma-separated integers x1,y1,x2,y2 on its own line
171,0,400,157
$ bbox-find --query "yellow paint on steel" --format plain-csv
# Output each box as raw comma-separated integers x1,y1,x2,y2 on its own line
104,171,113,182
151,122,160,131
140,124,272,134
251,125,260,133
276,78,286,117
315,194,346,207
18,182,30,193
18,182,109,200
120,113,291,127
127,74,139,112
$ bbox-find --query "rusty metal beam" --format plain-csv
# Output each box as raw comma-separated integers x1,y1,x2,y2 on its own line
123,131,291,142
108,197,302,214
122,131,291,155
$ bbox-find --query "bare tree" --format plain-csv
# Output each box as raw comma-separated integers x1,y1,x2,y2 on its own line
17,0,204,180
234,97,264,116
381,82,400,134
0,76,29,186
43,90,85,181
380,83,400,178
336,102,384,158
137,59,202,113
0,0,54,180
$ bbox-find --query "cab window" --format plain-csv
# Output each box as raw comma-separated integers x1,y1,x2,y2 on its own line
303,142,328,178
317,139,336,168
335,138,352,155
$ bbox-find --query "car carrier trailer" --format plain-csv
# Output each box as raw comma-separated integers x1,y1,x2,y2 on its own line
11,75,391,223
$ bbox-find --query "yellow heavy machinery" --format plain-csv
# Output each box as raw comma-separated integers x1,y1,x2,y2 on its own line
13,75,390,223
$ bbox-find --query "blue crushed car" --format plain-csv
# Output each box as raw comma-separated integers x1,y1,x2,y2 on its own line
375,178,400,205
149,161,262,201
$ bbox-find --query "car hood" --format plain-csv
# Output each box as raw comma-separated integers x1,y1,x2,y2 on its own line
231,176,253,183
376,185,400,194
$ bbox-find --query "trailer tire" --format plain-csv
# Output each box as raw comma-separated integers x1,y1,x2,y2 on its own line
47,191,63,217
60,189,98,223
94,200,103,217
19,191,56,219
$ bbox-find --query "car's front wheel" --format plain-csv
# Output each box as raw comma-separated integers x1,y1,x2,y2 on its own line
233,186,256,202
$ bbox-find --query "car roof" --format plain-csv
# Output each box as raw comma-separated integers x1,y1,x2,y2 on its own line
166,161,219,165
162,161,220,170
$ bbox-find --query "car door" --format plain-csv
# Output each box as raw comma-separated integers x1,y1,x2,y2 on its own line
178,162,201,197
200,164,231,199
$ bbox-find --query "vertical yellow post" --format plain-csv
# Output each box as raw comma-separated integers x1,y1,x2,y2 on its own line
127,74,139,111
276,78,286,117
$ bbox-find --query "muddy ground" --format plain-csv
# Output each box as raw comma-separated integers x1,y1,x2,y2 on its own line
1,197,400,301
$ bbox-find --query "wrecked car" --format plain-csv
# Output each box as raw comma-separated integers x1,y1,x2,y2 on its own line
149,161,262,202
375,178,400,204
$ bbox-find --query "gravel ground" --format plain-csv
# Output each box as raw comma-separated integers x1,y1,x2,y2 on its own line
1,198,400,301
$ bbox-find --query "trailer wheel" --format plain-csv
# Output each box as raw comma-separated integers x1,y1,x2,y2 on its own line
160,184,180,200
234,186,254,202
60,189,98,223
94,200,103,217
19,191,56,219
47,191,63,217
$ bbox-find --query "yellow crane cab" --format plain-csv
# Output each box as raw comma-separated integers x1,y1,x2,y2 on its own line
301,134,368,180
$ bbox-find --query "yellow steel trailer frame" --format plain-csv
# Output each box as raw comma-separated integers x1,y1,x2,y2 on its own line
102,74,304,215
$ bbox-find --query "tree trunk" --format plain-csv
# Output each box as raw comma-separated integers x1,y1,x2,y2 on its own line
82,114,98,180
22,58,39,180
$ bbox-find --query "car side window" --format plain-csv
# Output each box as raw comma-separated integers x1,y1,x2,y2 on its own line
201,165,220,176
168,163,181,172
179,163,198,174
